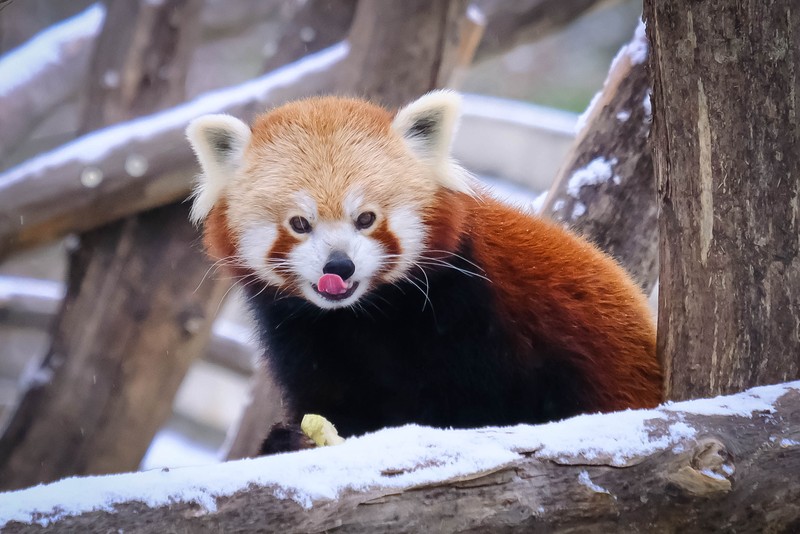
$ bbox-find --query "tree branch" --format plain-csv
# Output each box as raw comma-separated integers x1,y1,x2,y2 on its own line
0,5,104,165
0,42,347,259
0,276,257,374
473,0,616,62
541,22,657,292
2,382,798,532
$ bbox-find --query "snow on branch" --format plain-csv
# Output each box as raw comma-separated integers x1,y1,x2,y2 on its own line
0,4,105,97
542,19,657,292
0,4,105,164
1,382,799,532
0,42,348,257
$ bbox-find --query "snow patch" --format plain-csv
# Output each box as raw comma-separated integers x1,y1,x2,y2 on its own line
0,4,105,96
628,21,649,65
700,468,727,481
466,5,487,26
578,470,609,494
140,429,220,471
531,191,548,214
566,157,620,198
662,381,799,416
609,19,648,73
576,20,647,134
575,90,602,134
643,91,653,122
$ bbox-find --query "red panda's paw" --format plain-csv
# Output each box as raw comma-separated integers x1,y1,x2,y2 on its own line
259,422,316,455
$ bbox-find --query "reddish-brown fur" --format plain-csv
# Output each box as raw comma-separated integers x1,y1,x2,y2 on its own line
422,190,662,410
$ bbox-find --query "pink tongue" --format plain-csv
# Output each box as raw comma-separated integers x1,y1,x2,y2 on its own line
318,273,349,295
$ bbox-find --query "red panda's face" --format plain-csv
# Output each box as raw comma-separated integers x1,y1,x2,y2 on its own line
187,92,473,309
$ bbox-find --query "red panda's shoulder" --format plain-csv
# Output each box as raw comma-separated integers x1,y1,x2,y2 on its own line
441,192,662,410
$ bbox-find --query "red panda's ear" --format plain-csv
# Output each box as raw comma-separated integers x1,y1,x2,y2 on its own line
392,90,473,194
186,114,251,224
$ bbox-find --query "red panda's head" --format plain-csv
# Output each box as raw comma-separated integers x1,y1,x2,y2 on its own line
186,91,474,309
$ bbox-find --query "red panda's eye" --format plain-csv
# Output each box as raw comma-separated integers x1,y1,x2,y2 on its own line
289,216,312,234
355,211,376,230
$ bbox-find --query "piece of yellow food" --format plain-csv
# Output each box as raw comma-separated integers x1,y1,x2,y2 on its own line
301,414,345,447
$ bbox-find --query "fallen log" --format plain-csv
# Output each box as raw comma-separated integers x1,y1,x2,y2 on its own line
1,381,798,532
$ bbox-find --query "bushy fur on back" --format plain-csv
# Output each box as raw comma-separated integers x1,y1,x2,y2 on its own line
187,91,663,449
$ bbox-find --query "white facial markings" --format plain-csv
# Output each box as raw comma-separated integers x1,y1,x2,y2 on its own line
343,187,365,220
289,192,318,229
383,206,426,282
286,219,383,309
239,224,282,284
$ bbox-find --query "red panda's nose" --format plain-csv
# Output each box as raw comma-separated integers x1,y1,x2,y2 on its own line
323,250,356,281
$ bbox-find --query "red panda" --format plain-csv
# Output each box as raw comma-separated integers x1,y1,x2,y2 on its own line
186,91,662,453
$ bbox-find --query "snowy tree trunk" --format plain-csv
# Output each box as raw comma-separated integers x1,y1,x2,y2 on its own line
2,383,799,532
542,23,657,293
645,1,800,400
0,0,208,491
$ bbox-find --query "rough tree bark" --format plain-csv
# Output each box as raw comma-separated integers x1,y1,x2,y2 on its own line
0,0,211,491
543,23,657,293
3,383,799,533
226,0,471,460
645,1,800,399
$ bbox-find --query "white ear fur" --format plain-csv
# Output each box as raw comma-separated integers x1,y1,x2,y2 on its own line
392,90,472,194
186,114,251,223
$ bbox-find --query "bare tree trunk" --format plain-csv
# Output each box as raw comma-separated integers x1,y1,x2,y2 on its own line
473,0,616,62
4,383,800,533
337,0,468,108
226,0,471,459
0,205,227,491
543,23,657,292
0,0,208,491
645,0,800,399
78,0,200,132
261,0,357,73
